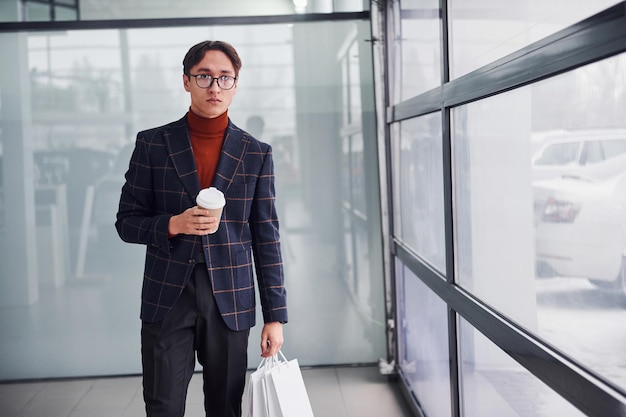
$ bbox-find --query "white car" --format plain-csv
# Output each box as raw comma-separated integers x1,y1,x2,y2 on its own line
532,130,626,181
534,171,626,293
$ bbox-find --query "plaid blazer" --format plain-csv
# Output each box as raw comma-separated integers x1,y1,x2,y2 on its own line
115,114,288,331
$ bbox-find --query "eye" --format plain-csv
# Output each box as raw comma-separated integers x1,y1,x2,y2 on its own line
197,74,211,80
219,76,232,82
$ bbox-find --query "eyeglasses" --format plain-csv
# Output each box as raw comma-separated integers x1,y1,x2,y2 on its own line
187,73,237,90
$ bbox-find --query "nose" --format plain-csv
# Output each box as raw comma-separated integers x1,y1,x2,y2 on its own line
208,78,221,91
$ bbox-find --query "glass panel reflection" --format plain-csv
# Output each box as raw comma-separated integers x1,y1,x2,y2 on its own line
453,54,626,390
54,6,78,21
459,318,586,417
25,3,51,21
13,0,365,22
392,113,446,273
0,19,384,380
396,260,451,417
1,0,367,22
448,0,621,78
388,0,441,103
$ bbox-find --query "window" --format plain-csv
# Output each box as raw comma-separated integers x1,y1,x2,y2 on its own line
453,54,626,392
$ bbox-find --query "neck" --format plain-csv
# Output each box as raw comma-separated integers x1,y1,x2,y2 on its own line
188,109,229,133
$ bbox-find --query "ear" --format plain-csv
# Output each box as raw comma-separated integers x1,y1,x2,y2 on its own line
183,74,191,92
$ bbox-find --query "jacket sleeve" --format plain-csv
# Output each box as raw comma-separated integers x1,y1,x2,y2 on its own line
249,144,288,324
115,132,173,255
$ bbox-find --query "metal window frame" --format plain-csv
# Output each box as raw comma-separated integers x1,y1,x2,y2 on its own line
376,1,626,416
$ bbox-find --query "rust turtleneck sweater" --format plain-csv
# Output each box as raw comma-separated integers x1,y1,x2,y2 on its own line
187,109,228,189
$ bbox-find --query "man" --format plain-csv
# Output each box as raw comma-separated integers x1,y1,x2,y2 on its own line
116,40,288,417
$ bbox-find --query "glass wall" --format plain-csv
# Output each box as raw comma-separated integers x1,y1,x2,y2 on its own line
396,261,451,417
381,0,626,416
458,318,586,416
387,0,441,105
453,54,626,390
448,0,622,79
0,17,385,380
392,114,445,273
1,0,368,22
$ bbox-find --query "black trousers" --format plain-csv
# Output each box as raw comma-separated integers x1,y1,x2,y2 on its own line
141,263,250,417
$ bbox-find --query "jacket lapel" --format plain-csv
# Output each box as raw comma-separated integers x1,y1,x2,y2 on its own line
163,116,201,200
212,121,249,192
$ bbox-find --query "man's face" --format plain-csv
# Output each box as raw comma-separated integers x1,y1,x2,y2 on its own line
183,50,237,119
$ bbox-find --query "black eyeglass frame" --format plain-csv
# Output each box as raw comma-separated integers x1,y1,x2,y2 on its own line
187,73,238,90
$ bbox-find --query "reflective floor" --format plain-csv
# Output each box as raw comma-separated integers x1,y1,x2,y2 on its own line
0,365,413,417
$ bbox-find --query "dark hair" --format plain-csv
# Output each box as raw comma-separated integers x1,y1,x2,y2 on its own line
182,40,242,76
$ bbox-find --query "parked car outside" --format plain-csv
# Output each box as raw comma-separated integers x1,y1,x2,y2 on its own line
532,129,626,181
533,171,626,293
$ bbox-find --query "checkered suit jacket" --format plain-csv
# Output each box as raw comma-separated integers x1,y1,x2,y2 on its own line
115,114,288,331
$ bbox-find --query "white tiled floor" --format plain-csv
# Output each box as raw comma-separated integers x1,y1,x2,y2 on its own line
0,365,413,417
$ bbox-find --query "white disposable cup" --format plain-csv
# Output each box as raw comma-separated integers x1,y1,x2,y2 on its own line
196,187,226,234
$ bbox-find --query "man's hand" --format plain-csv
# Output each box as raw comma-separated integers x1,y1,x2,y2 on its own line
168,206,218,236
260,322,284,358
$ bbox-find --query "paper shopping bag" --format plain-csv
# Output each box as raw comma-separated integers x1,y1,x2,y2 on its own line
247,359,271,417
264,371,283,417
266,352,315,417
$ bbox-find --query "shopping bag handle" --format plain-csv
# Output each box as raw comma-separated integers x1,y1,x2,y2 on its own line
254,351,285,372
269,350,294,372
255,356,275,372
276,350,288,363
